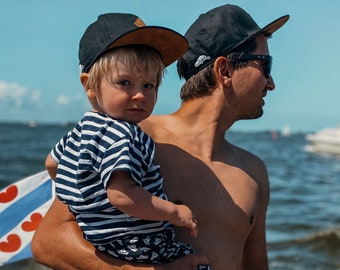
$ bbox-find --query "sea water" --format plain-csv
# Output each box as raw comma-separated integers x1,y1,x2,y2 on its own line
0,122,339,270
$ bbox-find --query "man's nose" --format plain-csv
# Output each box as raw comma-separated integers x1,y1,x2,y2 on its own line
266,76,275,91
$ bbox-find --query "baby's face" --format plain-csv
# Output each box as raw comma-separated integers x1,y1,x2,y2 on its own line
96,62,158,124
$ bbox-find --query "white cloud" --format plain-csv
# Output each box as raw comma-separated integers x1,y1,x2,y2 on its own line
30,90,41,103
0,80,42,110
56,94,70,106
0,80,30,107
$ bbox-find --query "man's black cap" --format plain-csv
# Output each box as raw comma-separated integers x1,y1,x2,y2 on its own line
178,4,289,80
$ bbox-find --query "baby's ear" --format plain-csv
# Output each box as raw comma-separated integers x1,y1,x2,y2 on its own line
80,73,96,99
80,73,89,87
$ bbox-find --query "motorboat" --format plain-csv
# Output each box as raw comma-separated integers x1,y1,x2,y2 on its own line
305,127,340,155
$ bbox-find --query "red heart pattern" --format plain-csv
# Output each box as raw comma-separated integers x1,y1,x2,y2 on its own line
0,185,18,203
0,234,21,253
0,212,43,253
0,171,52,261
22,212,43,232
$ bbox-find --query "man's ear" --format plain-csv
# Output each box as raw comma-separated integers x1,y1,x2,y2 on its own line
214,56,232,87
80,73,96,99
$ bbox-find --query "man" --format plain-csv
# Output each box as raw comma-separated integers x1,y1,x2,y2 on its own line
32,4,289,270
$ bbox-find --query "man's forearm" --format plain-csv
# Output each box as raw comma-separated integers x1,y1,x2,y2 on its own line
32,199,154,270
32,198,206,270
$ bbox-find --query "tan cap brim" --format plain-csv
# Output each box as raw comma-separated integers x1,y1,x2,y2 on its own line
109,27,188,67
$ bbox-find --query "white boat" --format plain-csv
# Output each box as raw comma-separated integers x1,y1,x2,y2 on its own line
305,127,340,155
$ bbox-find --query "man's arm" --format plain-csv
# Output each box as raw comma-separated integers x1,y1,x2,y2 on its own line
32,199,208,270
241,161,270,270
32,198,131,270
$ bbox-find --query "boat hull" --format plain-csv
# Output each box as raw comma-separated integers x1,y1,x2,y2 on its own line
305,128,340,155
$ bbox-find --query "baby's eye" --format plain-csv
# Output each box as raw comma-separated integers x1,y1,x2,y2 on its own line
119,80,131,86
144,83,155,90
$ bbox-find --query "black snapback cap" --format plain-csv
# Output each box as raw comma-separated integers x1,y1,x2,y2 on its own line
79,13,188,73
179,4,289,80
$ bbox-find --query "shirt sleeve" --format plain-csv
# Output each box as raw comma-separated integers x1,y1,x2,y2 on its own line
101,135,144,188
99,119,155,190
50,130,72,163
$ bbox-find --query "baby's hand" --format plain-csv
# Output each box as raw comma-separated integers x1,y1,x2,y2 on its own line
170,204,198,237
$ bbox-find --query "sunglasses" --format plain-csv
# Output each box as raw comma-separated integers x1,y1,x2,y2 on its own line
238,54,272,79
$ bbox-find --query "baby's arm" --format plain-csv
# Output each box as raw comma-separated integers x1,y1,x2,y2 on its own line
45,153,58,180
107,170,197,237
45,130,70,180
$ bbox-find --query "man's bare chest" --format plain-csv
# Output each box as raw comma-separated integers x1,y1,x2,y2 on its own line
158,152,259,230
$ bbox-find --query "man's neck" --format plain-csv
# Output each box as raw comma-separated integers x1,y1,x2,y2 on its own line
168,99,233,160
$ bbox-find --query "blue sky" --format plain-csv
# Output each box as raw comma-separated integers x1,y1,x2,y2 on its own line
1,0,339,132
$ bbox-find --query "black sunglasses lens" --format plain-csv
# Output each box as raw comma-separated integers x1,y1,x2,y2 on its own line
238,55,272,79
263,59,271,79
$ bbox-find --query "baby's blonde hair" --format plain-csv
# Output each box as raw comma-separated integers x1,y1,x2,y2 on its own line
85,45,165,95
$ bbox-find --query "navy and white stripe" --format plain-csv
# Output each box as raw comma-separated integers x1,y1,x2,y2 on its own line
52,112,169,245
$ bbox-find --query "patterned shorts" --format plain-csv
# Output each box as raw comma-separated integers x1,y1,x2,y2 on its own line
97,229,210,269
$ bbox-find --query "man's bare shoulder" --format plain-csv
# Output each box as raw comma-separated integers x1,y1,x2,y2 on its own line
227,140,263,162
140,115,170,139
226,140,268,182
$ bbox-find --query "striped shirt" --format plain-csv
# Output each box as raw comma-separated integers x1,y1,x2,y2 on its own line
52,112,169,245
